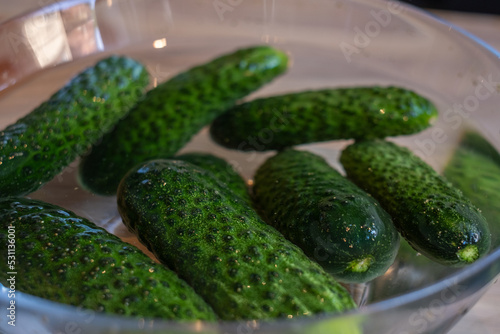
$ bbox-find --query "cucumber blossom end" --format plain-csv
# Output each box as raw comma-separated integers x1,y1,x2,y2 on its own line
347,256,375,273
457,244,479,264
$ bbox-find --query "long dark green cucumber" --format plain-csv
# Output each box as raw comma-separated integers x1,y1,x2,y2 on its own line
117,160,357,320
209,86,437,151
176,152,250,203
340,140,491,266
252,149,399,283
79,46,289,195
0,197,216,320
444,131,500,248
0,56,149,197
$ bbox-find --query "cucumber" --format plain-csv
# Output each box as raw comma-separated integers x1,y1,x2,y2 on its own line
0,197,216,320
176,152,250,203
252,149,400,283
340,139,491,266
451,131,500,166
444,131,500,248
210,86,437,151
117,159,357,320
79,46,289,195
0,56,149,197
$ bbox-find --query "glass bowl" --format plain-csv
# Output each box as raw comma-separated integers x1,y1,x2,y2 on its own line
1,0,499,333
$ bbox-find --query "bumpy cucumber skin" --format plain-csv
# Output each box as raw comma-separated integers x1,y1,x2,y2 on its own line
444,132,500,248
0,198,216,320
79,46,289,195
340,140,491,266
0,56,149,197
176,152,250,203
210,86,438,151
117,160,357,321
253,149,400,283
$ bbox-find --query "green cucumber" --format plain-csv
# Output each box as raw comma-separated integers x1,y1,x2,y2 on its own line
210,86,437,151
253,149,400,283
0,56,149,197
117,159,357,320
340,139,491,266
176,152,250,203
0,197,216,320
451,131,500,166
79,46,289,195
444,131,500,248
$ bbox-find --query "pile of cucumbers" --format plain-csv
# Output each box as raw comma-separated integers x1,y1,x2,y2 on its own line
0,45,493,322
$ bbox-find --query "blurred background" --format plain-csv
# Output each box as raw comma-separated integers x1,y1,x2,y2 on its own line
2,0,500,21
402,0,500,14
2,1,500,49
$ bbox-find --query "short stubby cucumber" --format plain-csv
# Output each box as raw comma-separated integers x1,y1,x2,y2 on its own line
117,160,357,320
340,140,491,266
79,46,289,195
0,197,216,320
252,149,400,283
176,152,250,203
0,56,149,197
444,131,500,248
210,86,438,151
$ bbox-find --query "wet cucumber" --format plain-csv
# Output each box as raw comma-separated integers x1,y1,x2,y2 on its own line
210,86,438,151
253,149,400,283
0,56,149,197
176,152,250,203
79,46,289,195
0,197,216,320
117,159,357,320
340,139,491,266
444,131,500,248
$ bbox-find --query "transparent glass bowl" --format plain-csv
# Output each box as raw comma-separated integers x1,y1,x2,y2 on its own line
1,0,499,333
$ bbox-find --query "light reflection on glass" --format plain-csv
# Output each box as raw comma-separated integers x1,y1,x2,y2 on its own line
0,1,102,93
23,12,72,68
153,38,167,49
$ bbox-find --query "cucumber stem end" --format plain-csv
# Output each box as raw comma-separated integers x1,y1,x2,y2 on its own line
347,256,374,273
457,244,479,264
